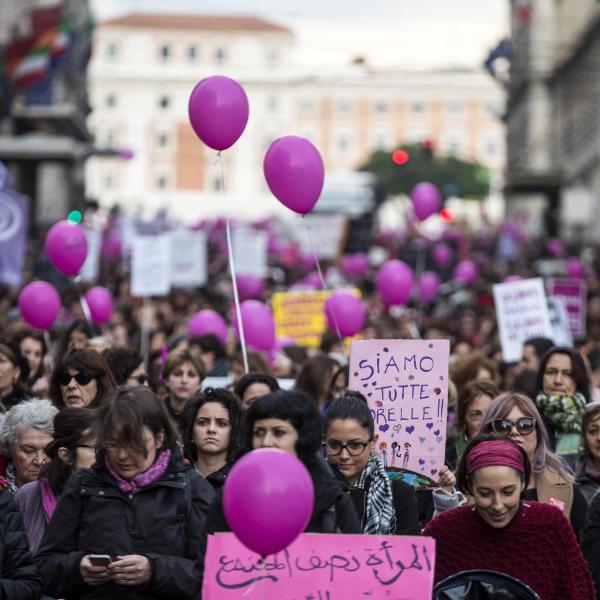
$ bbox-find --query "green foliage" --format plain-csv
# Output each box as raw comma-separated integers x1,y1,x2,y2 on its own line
358,143,490,199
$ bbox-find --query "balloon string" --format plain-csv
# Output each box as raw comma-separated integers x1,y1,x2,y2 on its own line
241,557,266,597
302,218,348,361
73,275,94,328
217,152,249,375
414,242,426,337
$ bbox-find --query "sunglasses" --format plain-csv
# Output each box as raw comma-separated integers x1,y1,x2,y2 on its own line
57,370,95,387
491,417,536,436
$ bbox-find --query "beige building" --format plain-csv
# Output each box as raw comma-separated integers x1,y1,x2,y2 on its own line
87,13,506,221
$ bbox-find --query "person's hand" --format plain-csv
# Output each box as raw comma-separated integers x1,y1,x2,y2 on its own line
436,465,456,494
109,555,152,586
80,556,112,586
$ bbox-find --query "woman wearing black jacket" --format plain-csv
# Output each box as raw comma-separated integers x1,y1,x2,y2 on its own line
35,386,214,600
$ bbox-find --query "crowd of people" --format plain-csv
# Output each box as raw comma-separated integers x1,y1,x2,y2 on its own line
1,216,600,599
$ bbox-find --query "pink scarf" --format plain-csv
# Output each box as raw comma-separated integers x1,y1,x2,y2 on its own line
38,477,57,520
105,449,172,495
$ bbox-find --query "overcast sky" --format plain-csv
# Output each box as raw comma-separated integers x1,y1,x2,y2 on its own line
90,0,509,70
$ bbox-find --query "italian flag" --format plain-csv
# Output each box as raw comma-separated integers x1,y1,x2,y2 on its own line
11,29,55,88
51,18,70,58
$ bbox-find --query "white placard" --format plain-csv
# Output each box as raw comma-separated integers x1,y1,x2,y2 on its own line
493,278,554,363
169,229,207,288
131,234,171,297
232,226,268,277
80,228,102,283
301,214,347,259
548,297,574,347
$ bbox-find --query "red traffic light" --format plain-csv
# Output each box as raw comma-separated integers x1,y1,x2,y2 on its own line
392,149,410,165
440,208,455,223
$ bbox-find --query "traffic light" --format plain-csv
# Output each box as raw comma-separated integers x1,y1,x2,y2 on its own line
391,149,410,165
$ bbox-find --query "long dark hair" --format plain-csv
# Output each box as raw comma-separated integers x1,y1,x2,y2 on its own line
10,328,47,382
534,346,591,401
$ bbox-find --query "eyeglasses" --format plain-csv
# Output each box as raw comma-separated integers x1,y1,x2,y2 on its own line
57,370,95,387
491,417,536,436
322,440,371,456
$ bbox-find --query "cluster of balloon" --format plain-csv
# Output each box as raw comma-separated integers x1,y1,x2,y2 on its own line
188,309,228,344
235,274,264,301
418,271,441,303
375,260,414,305
410,182,441,221
224,449,314,557
18,282,61,330
324,291,366,338
452,260,478,284
84,287,114,325
233,300,275,351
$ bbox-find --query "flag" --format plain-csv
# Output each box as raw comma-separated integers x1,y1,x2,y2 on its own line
51,18,70,58
11,29,56,88
0,189,29,287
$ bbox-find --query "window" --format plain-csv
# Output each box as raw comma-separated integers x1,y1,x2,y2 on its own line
336,134,352,154
212,175,223,191
411,102,426,114
214,46,227,64
157,132,169,148
374,100,389,115
371,131,391,150
187,45,198,62
105,93,117,108
159,43,171,61
299,98,317,118
266,95,279,113
336,99,352,115
266,48,280,65
156,174,168,190
106,42,118,60
106,130,115,147
104,173,114,190
158,95,170,110
448,101,463,115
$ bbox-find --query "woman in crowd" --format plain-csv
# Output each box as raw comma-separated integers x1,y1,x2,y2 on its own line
35,386,214,600
49,348,116,410
233,372,279,411
424,434,595,599
534,346,591,465
104,348,147,386
0,399,57,491
228,351,271,382
0,338,30,411
205,389,361,535
479,392,587,537
55,318,100,358
181,388,241,489
576,402,600,505
162,349,205,429
16,407,95,553
295,355,340,412
188,334,230,377
449,350,501,396
11,328,49,398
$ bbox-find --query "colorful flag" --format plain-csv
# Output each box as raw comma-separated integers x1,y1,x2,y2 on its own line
0,189,29,287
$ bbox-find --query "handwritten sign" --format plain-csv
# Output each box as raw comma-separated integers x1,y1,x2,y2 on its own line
233,225,268,278
80,227,102,283
548,297,573,347
547,278,587,339
202,533,435,600
349,340,449,488
131,234,171,297
169,229,207,288
493,278,553,363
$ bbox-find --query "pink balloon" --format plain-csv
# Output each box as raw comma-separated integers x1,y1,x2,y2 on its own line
504,275,523,283
188,310,227,344
235,274,264,301
303,272,323,289
18,282,61,330
188,75,249,151
84,287,114,325
234,300,275,351
419,271,441,303
102,231,122,260
324,291,366,338
410,182,441,221
45,221,88,277
547,238,564,257
224,448,314,556
340,254,369,279
566,257,585,278
453,260,478,284
375,260,414,305
118,147,134,160
264,136,325,214
432,243,453,267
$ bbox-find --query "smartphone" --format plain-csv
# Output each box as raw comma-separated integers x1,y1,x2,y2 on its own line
89,554,112,567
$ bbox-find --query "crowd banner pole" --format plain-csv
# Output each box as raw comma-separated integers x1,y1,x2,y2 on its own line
141,296,151,371
414,242,427,335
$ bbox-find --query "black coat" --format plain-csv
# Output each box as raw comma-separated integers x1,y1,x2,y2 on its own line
0,488,42,599
35,449,214,600
581,490,600,598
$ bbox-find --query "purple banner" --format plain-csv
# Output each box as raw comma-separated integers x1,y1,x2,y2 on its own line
547,278,587,339
0,190,29,287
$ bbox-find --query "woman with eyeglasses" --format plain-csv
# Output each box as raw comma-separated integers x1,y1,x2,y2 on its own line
181,388,242,489
104,349,147,387
49,348,116,410
36,386,214,600
16,407,95,553
575,402,600,505
479,392,587,537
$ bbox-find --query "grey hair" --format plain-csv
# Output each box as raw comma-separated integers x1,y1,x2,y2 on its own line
0,399,58,456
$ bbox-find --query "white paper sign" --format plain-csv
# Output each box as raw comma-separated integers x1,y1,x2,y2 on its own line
548,297,574,347
169,229,207,288
131,234,171,297
301,214,347,259
493,278,554,363
80,228,102,283
233,226,268,277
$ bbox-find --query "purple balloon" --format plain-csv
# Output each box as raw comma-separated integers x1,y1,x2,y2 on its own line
264,136,325,214
118,147,134,160
547,238,564,257
375,260,414,305
419,271,441,303
566,257,585,279
224,448,314,556
45,221,88,277
340,254,369,279
504,275,523,283
432,243,452,268
101,231,122,260
410,182,441,221
324,291,366,338
18,282,61,330
234,300,275,351
188,75,249,151
453,260,478,284
188,310,228,344
84,287,114,325
303,272,323,289
235,274,264,301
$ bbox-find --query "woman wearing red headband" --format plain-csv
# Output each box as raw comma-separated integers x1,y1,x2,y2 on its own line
423,434,594,600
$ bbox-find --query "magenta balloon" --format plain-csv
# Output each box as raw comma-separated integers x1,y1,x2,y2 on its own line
504,275,523,283
224,448,314,556
566,257,585,278
188,75,249,151
264,136,325,214
102,231,122,260
235,300,275,351
324,291,366,338
419,271,441,303
18,282,60,330
118,147,134,160
304,272,323,289
546,238,564,257
410,182,441,221
45,221,88,276
235,274,264,301
375,260,414,305
341,254,369,279
84,287,114,325
188,310,227,344
452,260,478,284
432,243,452,267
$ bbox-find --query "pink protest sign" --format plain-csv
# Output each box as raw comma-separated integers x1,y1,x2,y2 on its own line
349,339,449,489
202,533,435,599
547,278,587,339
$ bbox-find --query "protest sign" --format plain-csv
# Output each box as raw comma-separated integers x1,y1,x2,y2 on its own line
80,228,102,283
203,532,435,600
548,297,573,347
233,225,268,278
169,229,207,288
348,339,449,489
547,278,587,339
301,214,348,259
0,189,29,287
493,278,553,363
131,234,171,297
